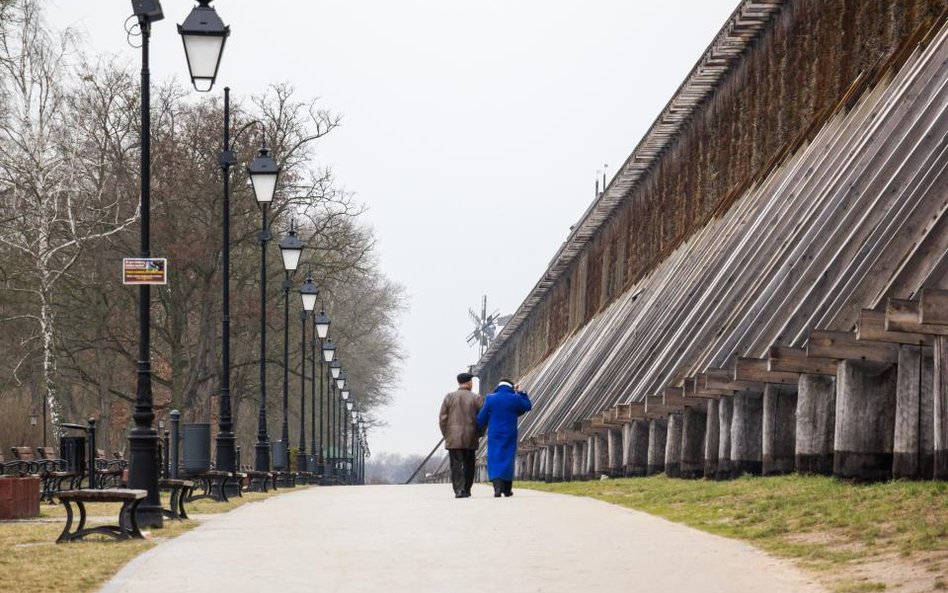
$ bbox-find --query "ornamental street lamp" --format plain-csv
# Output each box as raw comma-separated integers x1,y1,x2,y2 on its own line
127,0,165,529
178,0,229,92
248,144,281,489
312,310,330,472
297,276,318,473
334,370,346,469
275,227,304,474
177,0,237,495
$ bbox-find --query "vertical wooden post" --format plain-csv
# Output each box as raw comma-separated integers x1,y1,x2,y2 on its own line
647,418,667,475
703,398,720,478
762,385,797,475
680,407,707,479
664,414,682,478
834,359,897,481
894,344,935,479
796,373,836,474
628,420,649,476
717,396,733,479
552,445,564,482
607,429,623,476
934,337,948,479
730,392,763,477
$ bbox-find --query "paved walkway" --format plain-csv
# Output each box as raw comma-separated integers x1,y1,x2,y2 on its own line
101,484,825,593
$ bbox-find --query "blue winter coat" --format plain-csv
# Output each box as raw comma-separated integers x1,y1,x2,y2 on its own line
476,385,532,481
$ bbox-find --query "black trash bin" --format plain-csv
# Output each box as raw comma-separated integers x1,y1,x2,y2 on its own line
182,423,211,475
60,435,86,475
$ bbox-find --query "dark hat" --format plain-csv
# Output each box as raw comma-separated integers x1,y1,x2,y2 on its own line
457,372,474,384
498,377,514,387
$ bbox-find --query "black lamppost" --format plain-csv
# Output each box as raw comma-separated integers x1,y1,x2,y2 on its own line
126,0,172,529
276,227,304,474
297,276,318,473
323,343,338,469
335,370,347,477
177,0,232,491
311,311,330,474
248,145,281,487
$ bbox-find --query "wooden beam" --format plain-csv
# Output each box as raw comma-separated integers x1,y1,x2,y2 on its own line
887,298,948,336
807,330,899,363
703,368,764,392
857,309,933,345
920,288,948,325
735,358,799,385
768,347,838,376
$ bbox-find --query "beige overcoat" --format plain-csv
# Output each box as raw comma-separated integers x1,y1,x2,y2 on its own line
439,389,484,449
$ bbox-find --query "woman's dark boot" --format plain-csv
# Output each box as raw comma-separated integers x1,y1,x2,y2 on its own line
492,479,503,497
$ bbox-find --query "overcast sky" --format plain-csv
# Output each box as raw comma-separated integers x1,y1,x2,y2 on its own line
48,0,738,457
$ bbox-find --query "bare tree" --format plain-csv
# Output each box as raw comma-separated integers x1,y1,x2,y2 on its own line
0,0,139,433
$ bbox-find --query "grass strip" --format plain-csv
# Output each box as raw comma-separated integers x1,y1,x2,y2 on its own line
0,486,296,593
522,475,947,592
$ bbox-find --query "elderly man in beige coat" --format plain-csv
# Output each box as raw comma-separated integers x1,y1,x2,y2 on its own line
439,372,484,498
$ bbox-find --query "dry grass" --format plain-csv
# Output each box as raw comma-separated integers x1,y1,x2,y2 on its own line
0,485,304,593
523,475,948,593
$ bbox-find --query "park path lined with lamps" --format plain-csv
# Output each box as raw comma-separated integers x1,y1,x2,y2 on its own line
99,484,825,593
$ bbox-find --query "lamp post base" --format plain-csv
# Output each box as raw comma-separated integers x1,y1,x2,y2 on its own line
252,441,270,491
215,431,239,497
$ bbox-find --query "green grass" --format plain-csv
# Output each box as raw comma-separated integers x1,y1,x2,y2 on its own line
522,475,948,592
0,485,299,593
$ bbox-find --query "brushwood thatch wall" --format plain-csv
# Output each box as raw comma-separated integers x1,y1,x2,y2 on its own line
479,0,948,389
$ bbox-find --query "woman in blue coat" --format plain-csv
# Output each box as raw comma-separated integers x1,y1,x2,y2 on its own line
476,378,532,497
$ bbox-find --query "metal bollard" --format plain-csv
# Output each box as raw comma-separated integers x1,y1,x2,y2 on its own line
170,410,181,479
87,418,97,488
163,431,171,478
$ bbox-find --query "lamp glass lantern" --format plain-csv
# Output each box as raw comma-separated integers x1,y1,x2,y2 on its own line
323,340,337,364
313,310,330,339
247,145,281,204
279,227,304,273
336,372,346,390
29,412,37,427
299,276,318,312
329,359,342,379
341,389,350,401
177,0,230,92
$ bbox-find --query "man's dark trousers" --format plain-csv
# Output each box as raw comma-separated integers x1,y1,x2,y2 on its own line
448,449,476,496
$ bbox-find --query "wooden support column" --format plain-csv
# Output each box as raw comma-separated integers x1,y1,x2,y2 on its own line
935,337,948,479
703,398,720,478
606,429,622,477
796,373,836,474
593,434,609,479
627,420,649,477
664,414,682,478
572,440,585,480
762,384,797,475
834,359,898,481
894,344,934,479
585,436,595,478
544,445,555,483
730,392,763,477
646,419,667,475
533,449,544,481
717,396,733,479
563,444,573,482
680,406,706,479
621,422,632,475
552,445,564,482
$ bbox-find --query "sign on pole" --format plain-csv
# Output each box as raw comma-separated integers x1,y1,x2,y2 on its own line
123,258,168,285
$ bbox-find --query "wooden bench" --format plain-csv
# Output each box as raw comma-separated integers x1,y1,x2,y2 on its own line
159,479,194,520
13,447,74,503
243,468,277,492
185,470,231,503
94,449,127,489
55,489,146,543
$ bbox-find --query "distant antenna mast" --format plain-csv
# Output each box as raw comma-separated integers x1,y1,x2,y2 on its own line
466,295,501,359
603,163,608,192
595,169,601,198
